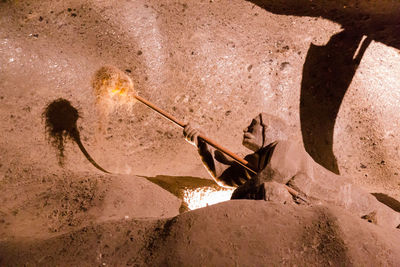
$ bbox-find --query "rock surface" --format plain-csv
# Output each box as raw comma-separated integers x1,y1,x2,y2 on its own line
0,171,181,240
1,0,399,265
1,201,400,266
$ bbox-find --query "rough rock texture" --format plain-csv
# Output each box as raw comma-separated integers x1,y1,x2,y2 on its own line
0,170,181,240
1,201,399,266
1,0,400,265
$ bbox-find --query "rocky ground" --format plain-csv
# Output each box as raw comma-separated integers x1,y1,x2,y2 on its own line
0,0,399,265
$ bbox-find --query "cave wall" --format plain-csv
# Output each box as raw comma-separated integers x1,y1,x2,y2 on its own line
1,0,399,200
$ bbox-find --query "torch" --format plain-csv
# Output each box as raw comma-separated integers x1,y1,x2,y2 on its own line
92,66,305,202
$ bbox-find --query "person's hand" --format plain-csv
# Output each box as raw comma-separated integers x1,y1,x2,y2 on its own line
183,123,200,147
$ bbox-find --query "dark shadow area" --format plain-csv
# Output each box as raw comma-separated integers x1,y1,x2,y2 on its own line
248,0,400,173
141,175,220,212
372,193,400,212
43,98,109,173
300,32,371,173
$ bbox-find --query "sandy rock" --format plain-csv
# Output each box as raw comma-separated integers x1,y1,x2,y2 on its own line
147,201,400,266
262,181,293,203
95,174,181,222
1,201,399,266
291,169,400,229
0,171,181,240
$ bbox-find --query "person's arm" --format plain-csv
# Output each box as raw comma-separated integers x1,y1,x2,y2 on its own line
183,124,251,188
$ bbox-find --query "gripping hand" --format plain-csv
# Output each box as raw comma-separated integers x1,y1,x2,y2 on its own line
183,124,201,147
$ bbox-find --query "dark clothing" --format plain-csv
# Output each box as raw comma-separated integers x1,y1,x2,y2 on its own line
198,140,277,188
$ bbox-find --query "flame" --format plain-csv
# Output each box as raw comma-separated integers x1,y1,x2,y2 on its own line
111,86,127,97
183,186,235,210
92,66,137,136
102,78,129,99
109,84,128,97
93,66,136,108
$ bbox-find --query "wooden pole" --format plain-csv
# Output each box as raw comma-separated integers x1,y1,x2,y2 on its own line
134,95,253,172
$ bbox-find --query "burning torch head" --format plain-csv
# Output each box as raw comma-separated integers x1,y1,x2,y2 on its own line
92,66,136,114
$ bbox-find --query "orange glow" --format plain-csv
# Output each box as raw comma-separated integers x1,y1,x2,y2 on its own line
108,82,128,97
111,86,127,97
100,78,130,99
93,66,136,108
183,186,234,210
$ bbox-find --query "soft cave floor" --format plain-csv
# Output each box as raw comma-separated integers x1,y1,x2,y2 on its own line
1,0,400,265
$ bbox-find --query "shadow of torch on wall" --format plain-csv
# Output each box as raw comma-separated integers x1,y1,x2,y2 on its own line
43,98,110,173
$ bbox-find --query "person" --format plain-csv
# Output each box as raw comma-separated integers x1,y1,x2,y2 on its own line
184,112,400,228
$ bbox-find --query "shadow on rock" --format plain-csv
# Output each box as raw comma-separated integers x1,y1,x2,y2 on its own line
248,0,400,173
372,193,400,213
43,98,109,173
300,31,371,174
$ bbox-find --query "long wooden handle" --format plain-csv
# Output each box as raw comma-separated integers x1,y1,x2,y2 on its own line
134,94,255,173
134,95,186,127
134,94,307,202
